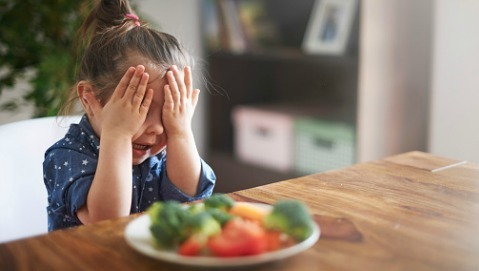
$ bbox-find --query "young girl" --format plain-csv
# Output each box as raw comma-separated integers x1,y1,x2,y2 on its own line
43,0,216,231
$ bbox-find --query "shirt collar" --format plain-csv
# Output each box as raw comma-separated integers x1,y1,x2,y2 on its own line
78,114,101,152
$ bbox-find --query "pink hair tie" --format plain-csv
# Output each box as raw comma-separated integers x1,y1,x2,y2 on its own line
125,13,140,27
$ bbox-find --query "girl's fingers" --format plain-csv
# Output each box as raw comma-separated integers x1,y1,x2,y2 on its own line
124,65,145,99
163,85,174,111
171,65,186,102
113,67,136,100
132,72,149,108
139,88,154,115
192,88,200,108
184,66,193,100
167,70,180,106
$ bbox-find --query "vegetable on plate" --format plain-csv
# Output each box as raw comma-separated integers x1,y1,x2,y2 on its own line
146,193,316,257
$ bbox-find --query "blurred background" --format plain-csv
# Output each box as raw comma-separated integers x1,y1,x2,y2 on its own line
1,0,478,192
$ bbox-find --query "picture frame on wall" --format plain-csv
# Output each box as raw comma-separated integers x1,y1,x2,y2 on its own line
302,0,358,55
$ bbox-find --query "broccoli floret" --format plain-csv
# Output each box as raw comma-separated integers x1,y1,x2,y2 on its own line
187,202,205,214
146,201,164,221
204,193,235,211
206,208,234,226
147,201,189,248
182,211,221,242
263,200,314,241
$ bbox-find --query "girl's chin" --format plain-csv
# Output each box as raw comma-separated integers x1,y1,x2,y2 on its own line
132,146,164,165
132,148,150,165
132,157,145,165
132,157,146,165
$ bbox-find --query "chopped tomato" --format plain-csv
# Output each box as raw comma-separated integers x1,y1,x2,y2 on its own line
265,231,281,251
207,218,267,257
178,236,202,256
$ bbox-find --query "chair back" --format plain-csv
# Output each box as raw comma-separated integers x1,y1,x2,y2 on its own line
0,115,82,242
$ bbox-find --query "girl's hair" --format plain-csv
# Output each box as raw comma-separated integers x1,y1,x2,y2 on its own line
61,0,193,113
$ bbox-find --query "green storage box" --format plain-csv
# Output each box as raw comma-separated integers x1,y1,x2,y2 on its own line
294,118,355,174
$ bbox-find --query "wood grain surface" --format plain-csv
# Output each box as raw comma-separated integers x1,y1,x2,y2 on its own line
1,151,478,271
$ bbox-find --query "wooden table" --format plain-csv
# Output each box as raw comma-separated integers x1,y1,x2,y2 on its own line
1,151,478,271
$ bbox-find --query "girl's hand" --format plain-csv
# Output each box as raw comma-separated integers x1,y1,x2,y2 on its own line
162,65,200,138
77,66,154,224
162,65,202,196
93,65,154,138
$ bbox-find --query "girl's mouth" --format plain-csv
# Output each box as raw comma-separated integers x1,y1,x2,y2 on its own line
133,143,150,150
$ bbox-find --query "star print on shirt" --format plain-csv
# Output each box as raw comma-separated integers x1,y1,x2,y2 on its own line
82,159,88,166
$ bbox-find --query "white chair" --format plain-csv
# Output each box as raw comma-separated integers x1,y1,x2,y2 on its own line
0,115,82,243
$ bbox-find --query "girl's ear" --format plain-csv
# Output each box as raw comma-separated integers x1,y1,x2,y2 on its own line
77,81,99,116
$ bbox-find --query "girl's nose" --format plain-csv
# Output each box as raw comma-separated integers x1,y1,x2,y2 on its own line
144,113,164,135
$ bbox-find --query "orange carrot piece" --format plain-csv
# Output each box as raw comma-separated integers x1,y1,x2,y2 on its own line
229,202,268,222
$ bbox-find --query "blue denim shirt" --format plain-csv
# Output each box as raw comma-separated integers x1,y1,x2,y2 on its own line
43,115,215,231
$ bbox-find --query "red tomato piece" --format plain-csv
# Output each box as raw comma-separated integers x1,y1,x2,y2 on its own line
265,231,281,251
178,236,203,256
207,218,267,257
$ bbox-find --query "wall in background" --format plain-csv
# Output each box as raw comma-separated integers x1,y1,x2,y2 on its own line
429,0,479,162
358,0,434,162
358,0,479,163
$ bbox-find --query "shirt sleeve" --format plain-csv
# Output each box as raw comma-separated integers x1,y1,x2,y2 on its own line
159,158,216,202
44,147,96,226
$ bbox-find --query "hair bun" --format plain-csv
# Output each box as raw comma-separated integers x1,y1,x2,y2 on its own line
98,0,134,29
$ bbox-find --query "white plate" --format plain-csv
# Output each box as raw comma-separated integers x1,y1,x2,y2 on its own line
124,203,320,267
